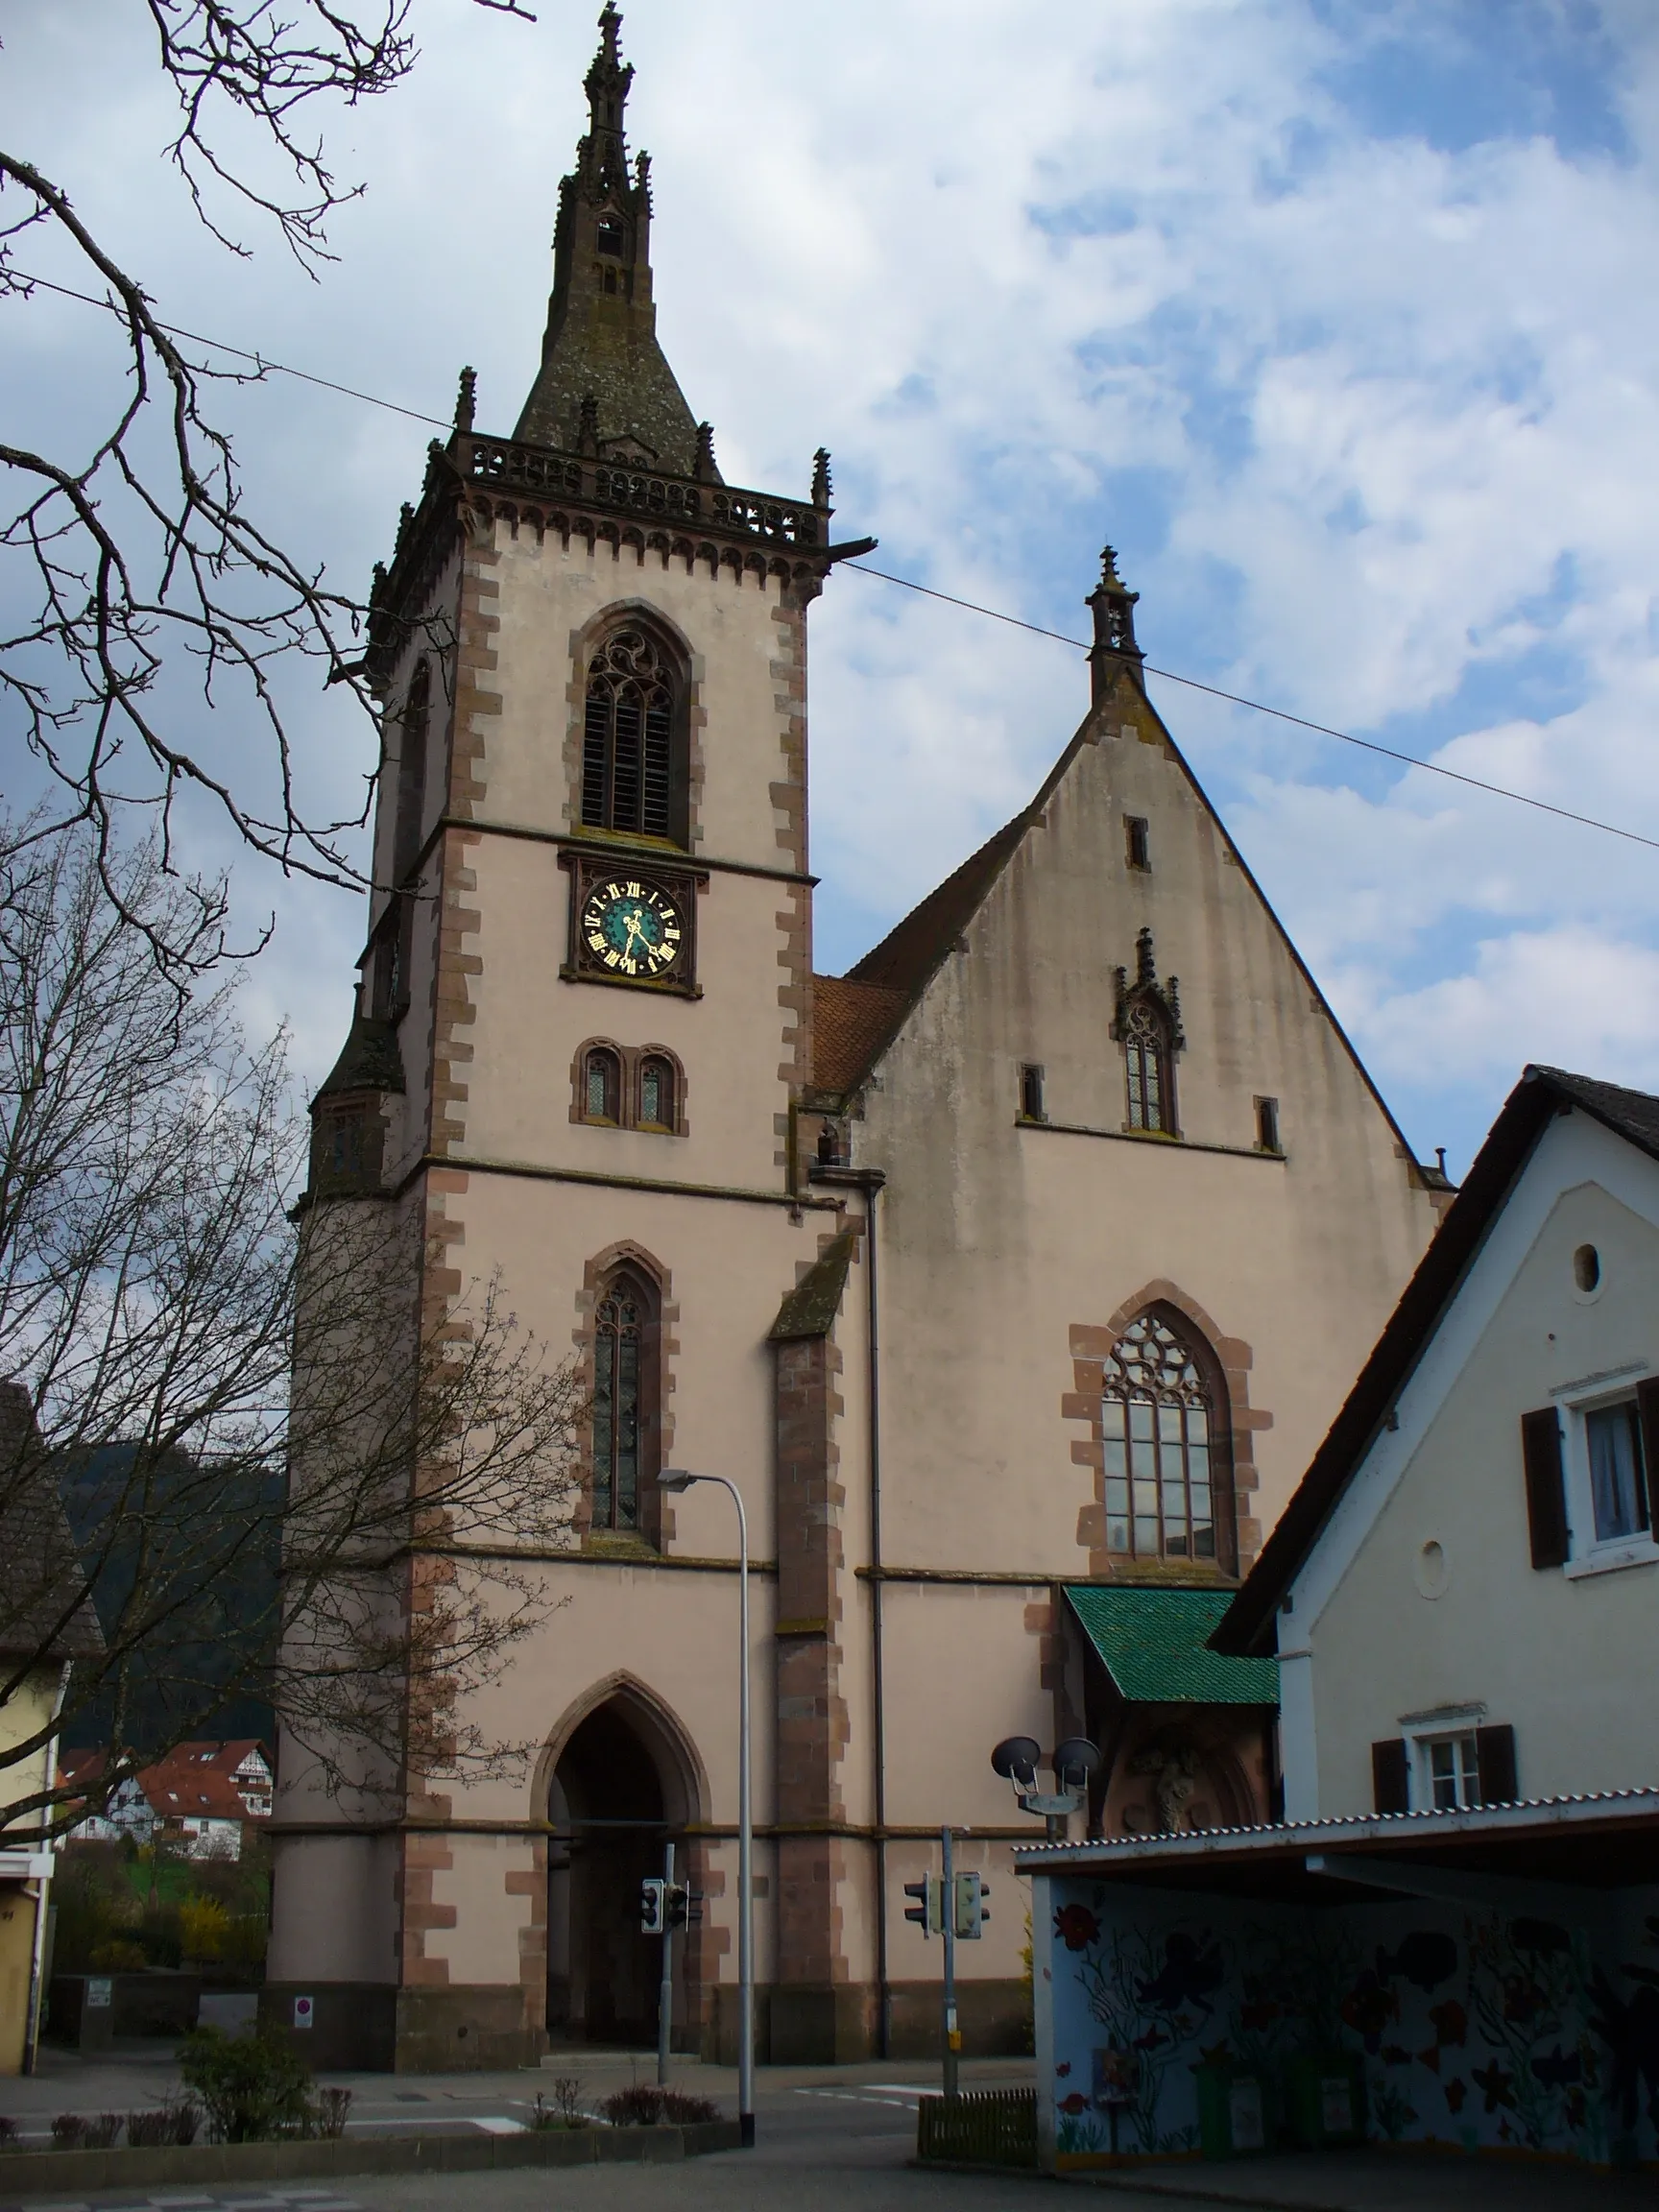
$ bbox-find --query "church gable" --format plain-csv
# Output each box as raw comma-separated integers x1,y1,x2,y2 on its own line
815,547,1432,1198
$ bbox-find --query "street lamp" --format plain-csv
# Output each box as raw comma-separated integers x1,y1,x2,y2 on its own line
658,1468,754,2148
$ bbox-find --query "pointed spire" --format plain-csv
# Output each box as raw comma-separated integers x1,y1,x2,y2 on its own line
514,7,703,471
692,421,718,483
454,366,477,435
811,447,833,513
1087,542,1143,705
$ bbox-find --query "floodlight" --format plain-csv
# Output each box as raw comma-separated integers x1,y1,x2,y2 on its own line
657,1468,699,1492
990,1735,1042,1789
1053,1736,1102,1787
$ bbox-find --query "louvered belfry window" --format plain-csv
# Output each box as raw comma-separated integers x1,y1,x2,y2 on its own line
1102,1312,1215,1559
582,629,676,838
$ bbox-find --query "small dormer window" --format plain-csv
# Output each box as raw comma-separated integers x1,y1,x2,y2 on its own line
596,217,624,257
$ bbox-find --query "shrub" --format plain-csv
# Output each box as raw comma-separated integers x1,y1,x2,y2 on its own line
86,1937,148,1971
597,2083,718,2128
661,2089,720,2125
50,1846,141,1973
311,2086,351,2139
178,2026,312,2143
546,2073,588,2126
51,2112,122,2149
178,1894,230,1961
126,2103,200,2147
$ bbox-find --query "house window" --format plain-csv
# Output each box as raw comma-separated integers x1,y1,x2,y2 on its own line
1123,1000,1173,1133
1124,816,1150,872
584,1047,620,1122
638,1054,673,1129
1420,1732,1480,1811
1021,1065,1046,1121
592,1279,647,1532
1102,1310,1220,1561
1255,1096,1280,1153
1587,1402,1647,1542
581,628,683,841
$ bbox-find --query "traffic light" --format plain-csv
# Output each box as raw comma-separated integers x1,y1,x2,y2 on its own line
639,1877,666,1935
952,1870,991,1939
903,1874,944,1936
664,1884,689,1932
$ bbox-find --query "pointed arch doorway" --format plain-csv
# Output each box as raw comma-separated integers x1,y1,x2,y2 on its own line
546,1688,701,2049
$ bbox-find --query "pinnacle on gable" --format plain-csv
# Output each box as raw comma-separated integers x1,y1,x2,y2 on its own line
1087,542,1144,704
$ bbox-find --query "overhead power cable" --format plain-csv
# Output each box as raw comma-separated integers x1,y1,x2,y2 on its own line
843,563,1659,857
16,268,1657,855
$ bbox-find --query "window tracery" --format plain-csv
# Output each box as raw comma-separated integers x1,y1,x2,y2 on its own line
638,1054,673,1128
584,1046,621,1122
572,1041,685,1134
581,627,684,842
1112,926,1184,1138
592,1275,649,1532
1102,1310,1219,1562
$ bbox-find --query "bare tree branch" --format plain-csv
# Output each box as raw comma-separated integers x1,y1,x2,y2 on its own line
0,820,584,1835
2,1,529,965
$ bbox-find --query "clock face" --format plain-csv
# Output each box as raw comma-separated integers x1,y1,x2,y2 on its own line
579,877,685,981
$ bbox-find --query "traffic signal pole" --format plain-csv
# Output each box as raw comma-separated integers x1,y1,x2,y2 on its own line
940,1825,958,2099
657,1838,675,2087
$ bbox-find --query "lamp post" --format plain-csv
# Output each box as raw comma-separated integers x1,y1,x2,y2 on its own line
659,1469,754,2148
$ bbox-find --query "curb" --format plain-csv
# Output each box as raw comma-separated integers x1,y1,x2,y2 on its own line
0,2116,743,2197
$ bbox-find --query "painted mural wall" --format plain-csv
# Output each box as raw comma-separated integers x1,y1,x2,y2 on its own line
1043,1875,1659,2171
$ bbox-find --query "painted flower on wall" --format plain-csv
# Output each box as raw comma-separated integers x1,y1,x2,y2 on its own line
1055,1903,1101,1953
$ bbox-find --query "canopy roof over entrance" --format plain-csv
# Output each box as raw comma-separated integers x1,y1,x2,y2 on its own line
1064,1584,1278,1706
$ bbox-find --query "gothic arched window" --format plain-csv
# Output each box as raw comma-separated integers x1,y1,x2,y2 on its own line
638,1054,674,1129
1123,998,1174,1133
581,627,685,843
592,1273,654,1532
1102,1311,1224,1562
584,1046,621,1123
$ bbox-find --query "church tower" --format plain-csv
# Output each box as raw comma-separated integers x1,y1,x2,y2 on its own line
270,5,873,2071
270,5,1448,2074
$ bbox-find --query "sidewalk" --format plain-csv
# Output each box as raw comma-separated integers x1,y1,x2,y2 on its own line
1081,2147,1659,2209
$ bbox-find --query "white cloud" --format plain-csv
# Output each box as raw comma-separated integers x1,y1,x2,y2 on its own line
8,0,1659,1172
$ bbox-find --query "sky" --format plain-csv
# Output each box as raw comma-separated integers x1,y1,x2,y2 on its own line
7,0,1659,1173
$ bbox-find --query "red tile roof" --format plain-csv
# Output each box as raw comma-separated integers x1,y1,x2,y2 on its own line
811,976,907,1095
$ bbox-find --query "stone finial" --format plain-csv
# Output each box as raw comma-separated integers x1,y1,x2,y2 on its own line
370,560,387,611
597,1,621,60
692,421,718,483
454,366,477,434
394,502,415,561
635,149,653,210
577,393,600,457
1136,926,1156,988
811,447,833,513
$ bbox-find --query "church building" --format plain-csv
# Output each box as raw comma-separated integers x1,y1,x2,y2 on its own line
267,7,1450,2071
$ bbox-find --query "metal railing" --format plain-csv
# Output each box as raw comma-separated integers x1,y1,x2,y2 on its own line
915,2086,1038,2168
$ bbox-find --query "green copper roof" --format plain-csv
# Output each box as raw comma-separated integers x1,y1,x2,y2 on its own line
1065,1585,1278,1707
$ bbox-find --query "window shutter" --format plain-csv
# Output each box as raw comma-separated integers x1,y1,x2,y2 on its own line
1521,1407,1569,1569
1476,1723,1518,1806
1371,1738,1409,1815
1637,1379,1659,1538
